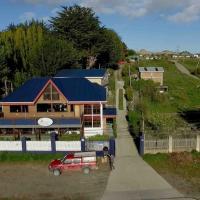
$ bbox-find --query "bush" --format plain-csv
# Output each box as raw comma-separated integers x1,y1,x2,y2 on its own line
87,134,110,141
113,119,117,138
125,86,133,101
59,133,81,141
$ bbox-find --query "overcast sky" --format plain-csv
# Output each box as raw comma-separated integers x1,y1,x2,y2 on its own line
1,0,200,53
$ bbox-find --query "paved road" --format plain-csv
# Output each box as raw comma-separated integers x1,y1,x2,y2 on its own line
173,60,199,80
102,78,187,200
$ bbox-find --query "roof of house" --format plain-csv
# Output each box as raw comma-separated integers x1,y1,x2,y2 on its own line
139,67,164,73
55,69,106,78
0,77,106,104
103,107,117,116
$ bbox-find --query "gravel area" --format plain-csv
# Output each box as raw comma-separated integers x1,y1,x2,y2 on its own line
0,163,110,200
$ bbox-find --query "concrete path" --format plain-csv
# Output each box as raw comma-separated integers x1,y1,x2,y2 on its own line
101,78,187,200
173,60,199,80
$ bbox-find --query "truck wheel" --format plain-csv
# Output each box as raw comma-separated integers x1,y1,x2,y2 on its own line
82,167,90,174
53,169,61,176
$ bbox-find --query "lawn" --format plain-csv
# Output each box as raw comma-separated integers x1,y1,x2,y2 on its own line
143,152,200,198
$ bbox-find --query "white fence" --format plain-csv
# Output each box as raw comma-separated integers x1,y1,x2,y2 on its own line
144,135,200,154
56,141,81,151
26,141,52,151
0,141,22,151
0,141,81,152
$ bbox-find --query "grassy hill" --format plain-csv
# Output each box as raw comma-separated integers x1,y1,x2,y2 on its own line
122,59,200,135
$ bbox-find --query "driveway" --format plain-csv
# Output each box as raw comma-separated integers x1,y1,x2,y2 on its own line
102,78,186,200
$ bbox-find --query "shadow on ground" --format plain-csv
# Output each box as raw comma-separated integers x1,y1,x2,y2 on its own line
180,109,200,129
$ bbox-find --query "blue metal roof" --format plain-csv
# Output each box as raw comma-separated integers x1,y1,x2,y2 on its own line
0,77,49,103
0,77,106,103
53,78,106,102
55,69,106,78
103,108,117,116
0,118,81,128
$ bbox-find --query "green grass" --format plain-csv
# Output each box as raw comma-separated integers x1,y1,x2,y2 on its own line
118,89,124,110
143,152,200,194
59,133,81,141
0,152,64,162
123,58,200,134
87,134,110,141
138,59,200,111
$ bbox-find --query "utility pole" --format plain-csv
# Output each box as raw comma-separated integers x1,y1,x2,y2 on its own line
129,64,131,87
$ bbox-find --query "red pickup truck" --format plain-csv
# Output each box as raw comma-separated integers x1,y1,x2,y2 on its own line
48,152,98,176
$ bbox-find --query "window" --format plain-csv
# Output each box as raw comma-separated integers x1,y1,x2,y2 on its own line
93,105,100,114
84,117,92,128
63,159,72,164
52,104,67,112
84,105,92,114
93,118,101,127
10,105,28,113
70,105,74,112
73,158,81,164
37,104,51,112
43,84,59,101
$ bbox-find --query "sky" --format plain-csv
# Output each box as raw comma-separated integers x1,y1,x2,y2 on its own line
0,0,200,53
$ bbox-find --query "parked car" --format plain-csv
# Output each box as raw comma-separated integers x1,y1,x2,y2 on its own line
48,152,98,176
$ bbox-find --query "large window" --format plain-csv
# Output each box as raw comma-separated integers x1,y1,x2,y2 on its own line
93,105,100,114
93,117,101,127
84,105,92,114
10,105,28,113
43,84,59,101
52,104,67,112
37,104,51,112
84,117,92,128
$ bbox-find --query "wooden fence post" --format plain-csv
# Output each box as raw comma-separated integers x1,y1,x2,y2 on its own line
169,135,173,153
196,135,200,152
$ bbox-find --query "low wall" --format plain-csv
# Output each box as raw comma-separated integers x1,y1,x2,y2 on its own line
143,135,200,154
0,134,115,156
0,141,22,151
56,141,81,151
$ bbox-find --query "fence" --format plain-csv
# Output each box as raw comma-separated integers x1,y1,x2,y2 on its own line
142,134,200,154
0,132,115,155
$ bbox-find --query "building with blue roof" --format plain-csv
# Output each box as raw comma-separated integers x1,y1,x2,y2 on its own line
0,75,116,138
55,69,108,85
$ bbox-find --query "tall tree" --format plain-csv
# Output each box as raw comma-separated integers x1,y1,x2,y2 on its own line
0,20,80,88
50,5,102,68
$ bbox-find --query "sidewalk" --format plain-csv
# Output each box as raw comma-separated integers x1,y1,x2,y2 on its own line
101,79,185,200
173,60,199,80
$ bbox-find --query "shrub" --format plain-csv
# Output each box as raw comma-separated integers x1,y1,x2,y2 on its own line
87,134,110,141
125,86,133,101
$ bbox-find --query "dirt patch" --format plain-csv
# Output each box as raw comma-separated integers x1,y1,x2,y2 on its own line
0,162,110,200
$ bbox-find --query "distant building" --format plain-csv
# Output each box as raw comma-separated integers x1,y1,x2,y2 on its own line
139,67,164,85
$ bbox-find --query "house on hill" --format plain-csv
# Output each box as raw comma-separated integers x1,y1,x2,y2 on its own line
139,67,164,86
0,71,116,138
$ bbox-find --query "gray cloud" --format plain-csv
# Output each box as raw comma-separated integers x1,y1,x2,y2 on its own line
14,0,200,23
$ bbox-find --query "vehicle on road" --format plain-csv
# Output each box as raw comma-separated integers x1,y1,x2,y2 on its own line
48,152,98,176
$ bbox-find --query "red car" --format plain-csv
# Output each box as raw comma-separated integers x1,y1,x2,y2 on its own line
48,152,98,176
